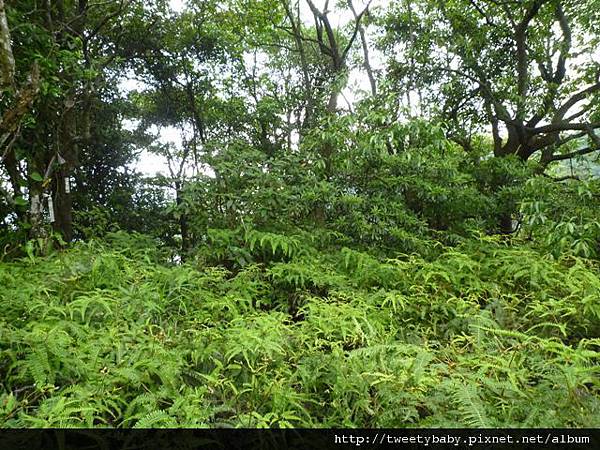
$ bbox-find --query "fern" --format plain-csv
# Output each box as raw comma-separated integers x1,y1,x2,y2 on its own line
447,381,490,427
1,234,599,428
133,410,178,428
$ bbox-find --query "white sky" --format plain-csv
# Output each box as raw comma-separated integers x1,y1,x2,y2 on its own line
170,0,185,13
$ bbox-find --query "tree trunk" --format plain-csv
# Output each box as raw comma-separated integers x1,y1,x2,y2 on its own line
494,149,525,236
0,0,15,90
50,101,78,243
3,147,24,221
175,185,190,261
52,168,73,243
498,212,514,235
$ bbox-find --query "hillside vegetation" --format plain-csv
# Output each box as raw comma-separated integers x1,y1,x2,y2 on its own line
1,0,600,429
1,230,599,427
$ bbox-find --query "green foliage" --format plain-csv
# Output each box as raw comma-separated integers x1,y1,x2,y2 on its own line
519,176,600,258
2,0,600,432
1,234,598,427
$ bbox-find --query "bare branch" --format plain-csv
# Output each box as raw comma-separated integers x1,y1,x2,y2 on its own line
341,1,371,62
514,0,546,115
553,81,600,123
346,0,375,94
548,146,599,162
305,0,341,66
552,130,587,148
532,121,600,134
553,4,571,84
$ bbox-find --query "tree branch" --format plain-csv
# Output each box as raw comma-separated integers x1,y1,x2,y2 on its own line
341,0,371,62
527,5,572,129
442,67,512,121
306,0,341,67
553,81,600,123
514,0,546,116
552,4,571,84
532,121,600,134
467,0,496,27
548,145,599,162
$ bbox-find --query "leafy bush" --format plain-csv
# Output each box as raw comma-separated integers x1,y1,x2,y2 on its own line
520,177,600,258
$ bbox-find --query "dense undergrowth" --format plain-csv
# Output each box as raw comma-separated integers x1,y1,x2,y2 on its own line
1,230,599,428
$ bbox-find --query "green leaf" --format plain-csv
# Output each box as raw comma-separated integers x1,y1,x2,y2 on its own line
30,172,43,182
14,196,28,206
